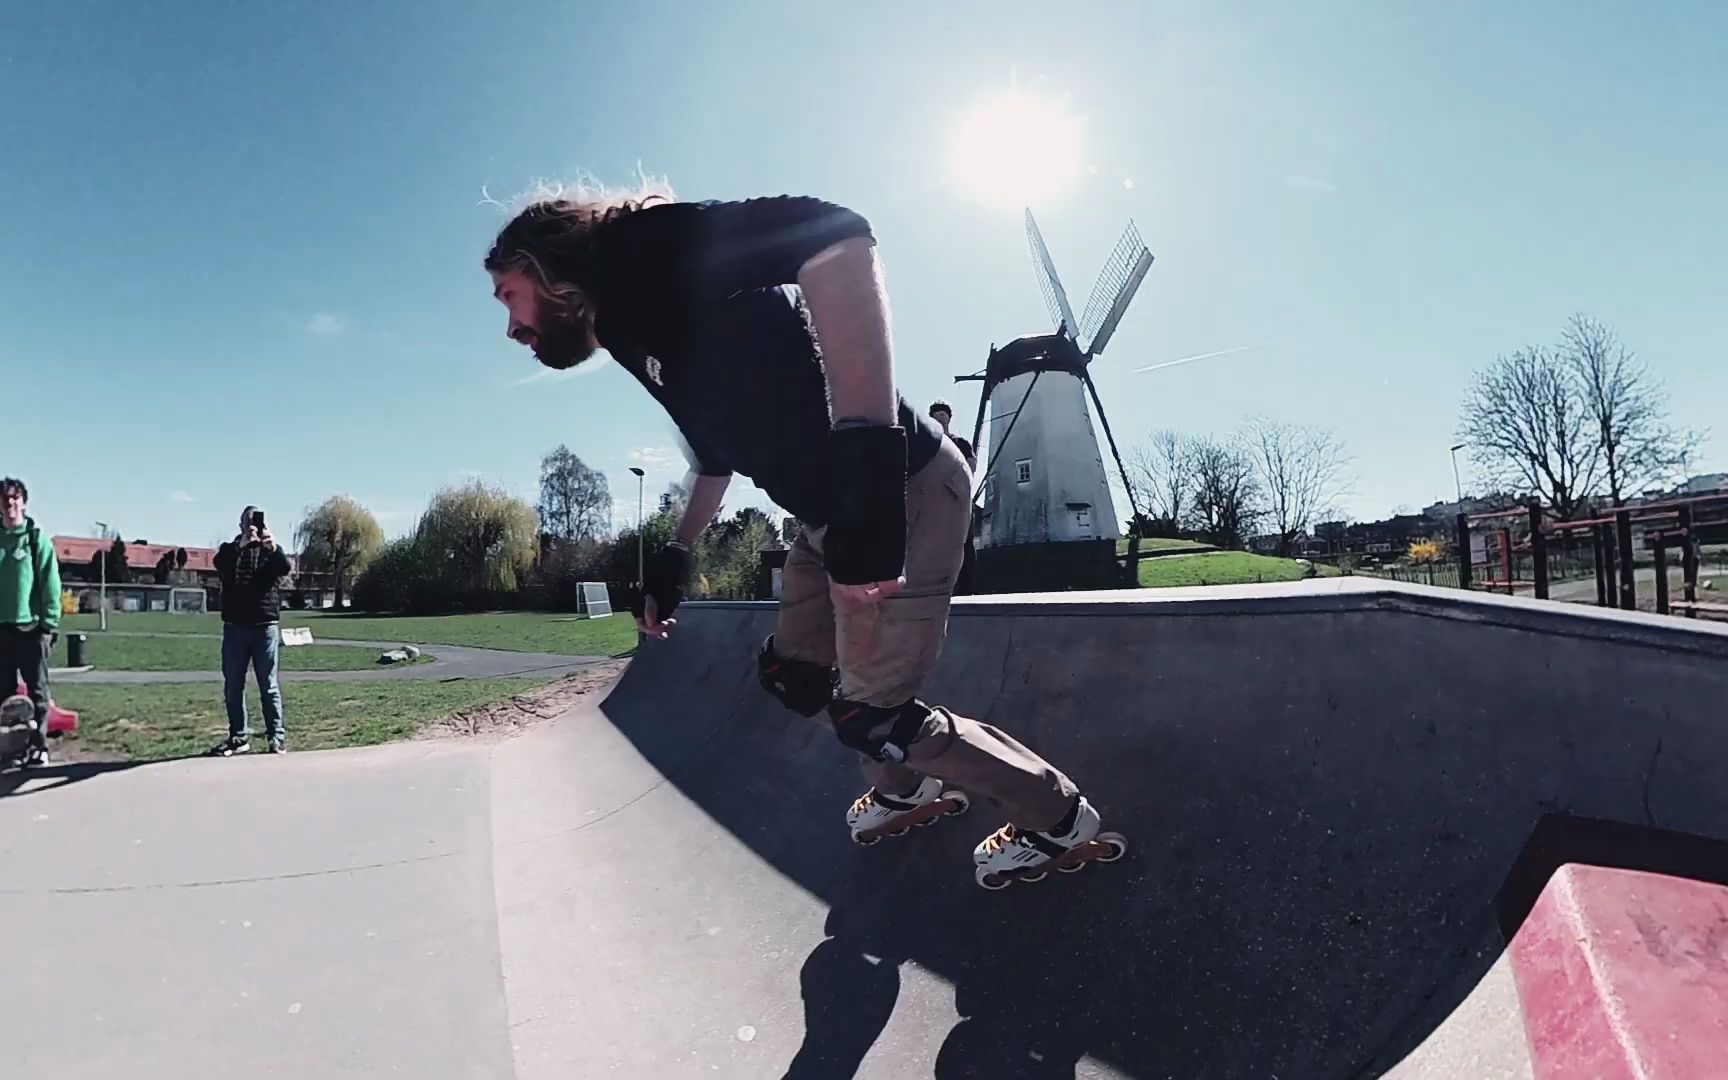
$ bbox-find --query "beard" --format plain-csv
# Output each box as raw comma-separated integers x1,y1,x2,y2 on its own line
530,300,599,370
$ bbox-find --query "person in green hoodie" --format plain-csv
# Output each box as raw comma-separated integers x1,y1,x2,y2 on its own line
1,477,62,765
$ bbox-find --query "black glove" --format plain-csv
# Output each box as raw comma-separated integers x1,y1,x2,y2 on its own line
633,542,694,620
824,424,907,586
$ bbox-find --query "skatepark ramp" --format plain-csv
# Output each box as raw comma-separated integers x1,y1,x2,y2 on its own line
491,577,1728,1078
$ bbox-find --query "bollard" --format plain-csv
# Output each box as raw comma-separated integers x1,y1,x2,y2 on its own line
1615,510,1636,611
66,632,88,668
1654,537,1670,615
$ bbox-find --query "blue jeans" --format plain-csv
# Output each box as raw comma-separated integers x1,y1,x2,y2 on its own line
222,623,284,740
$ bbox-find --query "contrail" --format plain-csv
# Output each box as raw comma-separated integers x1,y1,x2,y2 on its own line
1129,344,1263,375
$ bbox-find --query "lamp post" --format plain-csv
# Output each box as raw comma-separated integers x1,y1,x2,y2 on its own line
1449,443,1466,505
628,468,645,590
94,520,109,631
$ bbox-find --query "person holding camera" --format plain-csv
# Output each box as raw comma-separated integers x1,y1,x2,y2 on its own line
210,505,291,756
1,477,62,766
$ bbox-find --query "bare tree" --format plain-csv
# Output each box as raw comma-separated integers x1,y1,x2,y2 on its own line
538,445,612,543
1187,436,1262,549
1458,346,1601,521
1124,430,1194,531
1241,416,1350,556
1560,314,1701,506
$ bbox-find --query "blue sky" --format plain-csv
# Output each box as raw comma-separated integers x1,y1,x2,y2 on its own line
4,1,1724,549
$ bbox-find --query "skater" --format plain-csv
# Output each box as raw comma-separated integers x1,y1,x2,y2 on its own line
0,477,62,767
927,400,978,596
484,185,1113,886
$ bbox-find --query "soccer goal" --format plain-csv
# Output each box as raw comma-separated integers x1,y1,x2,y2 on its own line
170,587,209,615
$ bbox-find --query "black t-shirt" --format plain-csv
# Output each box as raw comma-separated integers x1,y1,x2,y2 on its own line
580,197,944,526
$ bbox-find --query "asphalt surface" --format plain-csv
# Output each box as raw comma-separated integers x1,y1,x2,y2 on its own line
54,637,607,683
6,579,1728,1077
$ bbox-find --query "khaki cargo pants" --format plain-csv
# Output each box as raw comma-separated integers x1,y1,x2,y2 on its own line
774,436,1080,832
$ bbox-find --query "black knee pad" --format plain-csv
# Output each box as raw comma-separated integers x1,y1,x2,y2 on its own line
757,635,838,717
827,698,932,764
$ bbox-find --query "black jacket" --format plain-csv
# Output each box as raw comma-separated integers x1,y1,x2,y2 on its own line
215,540,291,625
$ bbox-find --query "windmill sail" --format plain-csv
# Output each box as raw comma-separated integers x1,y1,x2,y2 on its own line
1078,220,1154,356
1025,209,1080,340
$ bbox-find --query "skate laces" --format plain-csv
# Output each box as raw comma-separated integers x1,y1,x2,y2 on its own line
850,791,876,816
981,823,1021,855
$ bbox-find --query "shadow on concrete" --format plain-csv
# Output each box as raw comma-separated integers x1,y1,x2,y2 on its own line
596,591,1728,1078
1495,814,1728,939
0,758,144,799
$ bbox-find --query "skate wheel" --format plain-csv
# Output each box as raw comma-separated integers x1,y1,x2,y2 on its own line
976,872,1010,891
941,791,970,815
852,833,879,846
1022,870,1047,884
1097,832,1129,862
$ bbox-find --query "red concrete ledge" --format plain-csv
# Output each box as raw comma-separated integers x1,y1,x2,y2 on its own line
1509,864,1728,1079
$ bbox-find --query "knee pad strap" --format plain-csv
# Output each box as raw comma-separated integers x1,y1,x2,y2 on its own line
757,635,838,717
827,698,931,764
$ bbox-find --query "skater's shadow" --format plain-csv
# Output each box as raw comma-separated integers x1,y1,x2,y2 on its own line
782,904,906,1080
783,852,1129,1079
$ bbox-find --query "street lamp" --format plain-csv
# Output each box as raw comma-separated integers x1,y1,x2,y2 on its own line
628,468,645,590
93,520,109,631
1449,443,1466,505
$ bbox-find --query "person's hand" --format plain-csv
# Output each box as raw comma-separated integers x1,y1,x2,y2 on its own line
259,529,276,552
830,577,904,610
632,542,694,639
636,595,676,640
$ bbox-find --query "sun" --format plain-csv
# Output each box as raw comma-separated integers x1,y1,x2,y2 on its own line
944,85,1087,210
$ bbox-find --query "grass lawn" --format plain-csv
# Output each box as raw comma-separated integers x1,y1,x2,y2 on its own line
61,610,639,657
1136,551,1337,588
49,677,557,761
51,634,425,672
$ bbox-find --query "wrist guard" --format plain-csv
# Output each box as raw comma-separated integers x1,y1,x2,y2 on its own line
634,541,694,619
824,425,907,586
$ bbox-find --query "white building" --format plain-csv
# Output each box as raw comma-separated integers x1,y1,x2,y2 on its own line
977,353,1119,548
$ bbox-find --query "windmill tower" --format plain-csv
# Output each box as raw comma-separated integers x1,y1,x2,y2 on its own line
957,209,1153,552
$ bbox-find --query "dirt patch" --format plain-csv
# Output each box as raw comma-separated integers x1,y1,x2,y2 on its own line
417,659,630,743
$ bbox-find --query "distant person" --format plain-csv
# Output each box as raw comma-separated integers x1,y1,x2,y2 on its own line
929,400,978,595
211,505,291,756
0,477,62,766
483,187,1112,888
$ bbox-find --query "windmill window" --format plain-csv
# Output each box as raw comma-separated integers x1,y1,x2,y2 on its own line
1015,459,1032,484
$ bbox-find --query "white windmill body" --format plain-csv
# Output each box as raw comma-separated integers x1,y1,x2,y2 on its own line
979,367,1118,546
962,210,1154,560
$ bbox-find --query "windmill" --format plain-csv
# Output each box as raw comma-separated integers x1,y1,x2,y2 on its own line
956,209,1153,551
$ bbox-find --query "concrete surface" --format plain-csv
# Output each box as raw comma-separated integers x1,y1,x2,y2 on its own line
6,578,1728,1077
0,740,512,1079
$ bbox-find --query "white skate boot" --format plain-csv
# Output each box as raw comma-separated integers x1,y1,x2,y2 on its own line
972,796,1128,890
846,775,970,845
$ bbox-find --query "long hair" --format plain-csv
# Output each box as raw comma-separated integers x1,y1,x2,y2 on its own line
483,173,675,299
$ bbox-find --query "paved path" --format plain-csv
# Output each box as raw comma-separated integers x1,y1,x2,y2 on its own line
54,637,611,683
6,580,1728,1076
